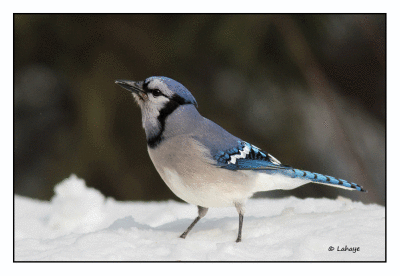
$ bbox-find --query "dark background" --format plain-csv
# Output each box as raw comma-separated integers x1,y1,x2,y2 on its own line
14,14,386,205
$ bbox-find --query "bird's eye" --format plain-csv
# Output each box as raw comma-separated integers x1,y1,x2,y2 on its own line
152,89,163,97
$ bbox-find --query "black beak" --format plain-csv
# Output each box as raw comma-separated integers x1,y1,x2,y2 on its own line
115,80,147,100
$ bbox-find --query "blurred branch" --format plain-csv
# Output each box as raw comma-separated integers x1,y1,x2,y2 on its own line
271,15,373,192
355,15,385,69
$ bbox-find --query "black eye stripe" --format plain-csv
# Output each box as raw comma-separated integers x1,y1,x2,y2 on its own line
143,81,188,104
143,82,163,97
152,89,163,97
143,82,160,94
143,81,150,91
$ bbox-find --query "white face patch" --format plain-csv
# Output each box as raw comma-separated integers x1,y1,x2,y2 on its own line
132,80,174,132
141,95,170,133
147,79,174,97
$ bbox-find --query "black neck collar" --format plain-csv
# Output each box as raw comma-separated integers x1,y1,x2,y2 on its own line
147,95,191,149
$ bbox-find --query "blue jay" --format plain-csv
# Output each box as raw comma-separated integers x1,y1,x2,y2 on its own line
115,76,366,242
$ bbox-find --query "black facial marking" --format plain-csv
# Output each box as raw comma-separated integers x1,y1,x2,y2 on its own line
143,82,164,97
171,94,189,105
143,81,150,91
303,171,307,177
152,89,163,97
147,94,192,148
326,176,331,182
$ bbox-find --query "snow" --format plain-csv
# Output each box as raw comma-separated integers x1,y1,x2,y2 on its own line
14,174,385,261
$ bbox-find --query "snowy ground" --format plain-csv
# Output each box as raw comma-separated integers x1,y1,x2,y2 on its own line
14,175,385,261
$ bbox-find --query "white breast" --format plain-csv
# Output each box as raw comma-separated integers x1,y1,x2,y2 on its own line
148,137,257,208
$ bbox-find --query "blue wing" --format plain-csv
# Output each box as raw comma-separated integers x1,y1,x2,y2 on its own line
213,141,287,170
213,140,366,192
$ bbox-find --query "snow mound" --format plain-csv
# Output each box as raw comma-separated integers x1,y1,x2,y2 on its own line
14,175,385,261
48,174,105,233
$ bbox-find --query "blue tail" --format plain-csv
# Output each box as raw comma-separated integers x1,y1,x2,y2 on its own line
280,168,367,192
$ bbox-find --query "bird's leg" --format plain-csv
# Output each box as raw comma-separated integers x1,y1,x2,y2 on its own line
235,203,245,243
180,206,208,239
236,213,244,243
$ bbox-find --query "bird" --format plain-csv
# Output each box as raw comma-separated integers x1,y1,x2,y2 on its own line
115,76,366,243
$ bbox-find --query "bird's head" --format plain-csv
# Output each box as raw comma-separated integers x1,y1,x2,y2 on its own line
115,76,198,147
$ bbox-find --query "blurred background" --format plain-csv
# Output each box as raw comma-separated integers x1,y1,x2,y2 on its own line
14,14,385,205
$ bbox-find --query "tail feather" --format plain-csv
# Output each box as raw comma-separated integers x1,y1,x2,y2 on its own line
280,168,367,192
